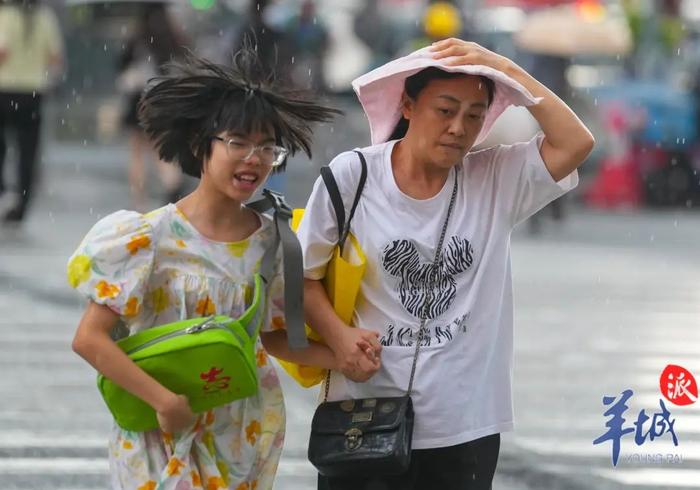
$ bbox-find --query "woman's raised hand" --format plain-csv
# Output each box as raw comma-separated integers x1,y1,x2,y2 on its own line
430,38,511,72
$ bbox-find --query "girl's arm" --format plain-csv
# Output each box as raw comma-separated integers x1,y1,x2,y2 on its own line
260,330,338,370
72,301,194,433
302,278,381,382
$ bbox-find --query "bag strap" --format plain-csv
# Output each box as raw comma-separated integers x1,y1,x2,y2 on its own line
320,151,368,401
320,167,345,245
320,150,368,253
246,189,309,351
406,167,459,395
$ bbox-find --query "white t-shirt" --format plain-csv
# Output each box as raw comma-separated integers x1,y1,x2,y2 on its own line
297,134,578,449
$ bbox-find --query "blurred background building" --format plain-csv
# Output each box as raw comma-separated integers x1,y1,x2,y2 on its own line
20,0,699,216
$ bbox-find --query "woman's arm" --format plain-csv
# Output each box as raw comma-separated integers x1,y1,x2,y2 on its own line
303,278,381,382
431,39,595,182
72,301,194,432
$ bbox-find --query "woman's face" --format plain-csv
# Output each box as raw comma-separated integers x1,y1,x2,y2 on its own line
201,130,276,203
402,75,489,168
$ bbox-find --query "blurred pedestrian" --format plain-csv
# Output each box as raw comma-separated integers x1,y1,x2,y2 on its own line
231,0,292,79
116,3,187,211
286,0,329,92
401,1,465,54
0,0,64,224
68,47,340,489
298,40,594,489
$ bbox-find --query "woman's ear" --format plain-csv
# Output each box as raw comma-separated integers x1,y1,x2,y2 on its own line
400,92,414,121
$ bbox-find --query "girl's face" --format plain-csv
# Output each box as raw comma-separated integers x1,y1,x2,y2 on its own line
201,130,279,203
402,75,489,169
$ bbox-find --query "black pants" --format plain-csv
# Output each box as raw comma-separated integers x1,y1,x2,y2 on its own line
0,91,43,211
318,434,500,490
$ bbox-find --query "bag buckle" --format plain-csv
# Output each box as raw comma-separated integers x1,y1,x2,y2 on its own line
344,427,363,451
262,189,293,220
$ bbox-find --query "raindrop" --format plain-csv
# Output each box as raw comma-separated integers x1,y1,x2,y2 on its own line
686,200,693,208
593,98,598,106
677,48,681,56
103,44,107,52
673,220,678,227
89,207,94,215
291,56,295,64
649,235,655,242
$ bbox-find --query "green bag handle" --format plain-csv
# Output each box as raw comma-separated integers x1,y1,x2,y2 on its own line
247,189,309,351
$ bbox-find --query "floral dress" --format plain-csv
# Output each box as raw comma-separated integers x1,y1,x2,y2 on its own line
67,204,287,490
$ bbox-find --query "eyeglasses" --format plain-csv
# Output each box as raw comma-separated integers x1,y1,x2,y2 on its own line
212,136,289,167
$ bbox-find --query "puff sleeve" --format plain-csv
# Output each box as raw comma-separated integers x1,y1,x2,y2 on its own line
67,210,155,318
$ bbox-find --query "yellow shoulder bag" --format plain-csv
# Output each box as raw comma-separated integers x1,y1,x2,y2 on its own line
277,151,368,387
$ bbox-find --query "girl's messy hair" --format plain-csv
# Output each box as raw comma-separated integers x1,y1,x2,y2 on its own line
138,45,341,177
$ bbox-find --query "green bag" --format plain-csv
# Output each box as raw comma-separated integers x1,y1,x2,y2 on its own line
97,275,265,432
97,190,309,432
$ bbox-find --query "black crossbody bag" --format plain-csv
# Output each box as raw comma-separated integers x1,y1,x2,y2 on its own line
308,164,460,477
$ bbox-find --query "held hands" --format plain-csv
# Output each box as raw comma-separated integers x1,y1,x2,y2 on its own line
331,327,382,383
156,393,196,434
430,38,511,73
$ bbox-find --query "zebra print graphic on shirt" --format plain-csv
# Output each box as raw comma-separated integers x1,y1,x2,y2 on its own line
381,236,474,320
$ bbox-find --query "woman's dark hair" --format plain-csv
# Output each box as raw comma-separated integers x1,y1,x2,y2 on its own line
388,67,496,141
138,46,341,177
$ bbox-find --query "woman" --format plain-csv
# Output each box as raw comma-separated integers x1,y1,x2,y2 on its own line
0,0,63,223
297,39,594,489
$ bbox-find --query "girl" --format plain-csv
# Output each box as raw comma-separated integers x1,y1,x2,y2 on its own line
68,47,348,490
298,39,594,489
